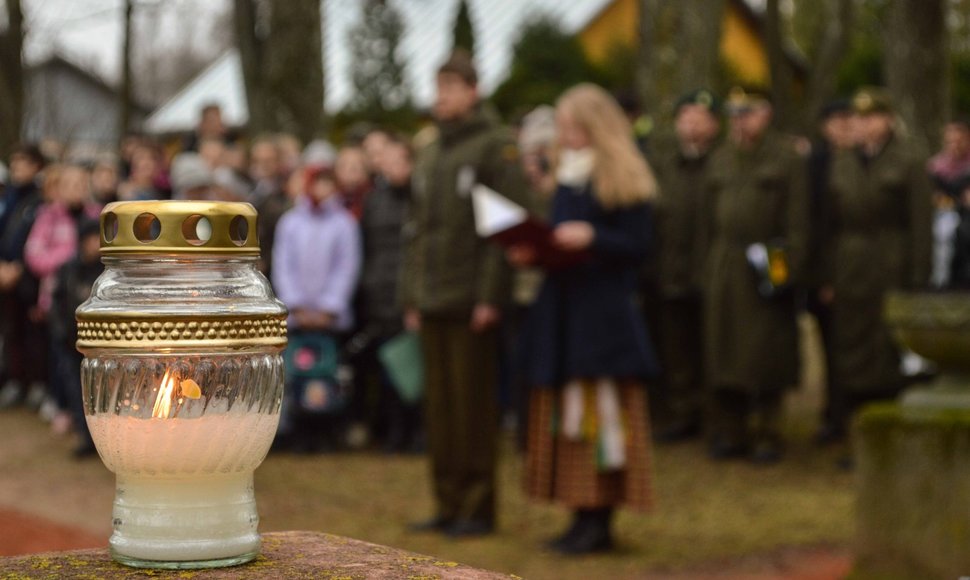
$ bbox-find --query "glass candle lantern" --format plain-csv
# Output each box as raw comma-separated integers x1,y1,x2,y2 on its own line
76,201,287,569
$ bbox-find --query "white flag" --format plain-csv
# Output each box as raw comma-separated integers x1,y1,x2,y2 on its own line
471,184,527,238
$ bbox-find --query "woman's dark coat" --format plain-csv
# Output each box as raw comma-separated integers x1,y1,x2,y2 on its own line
526,183,660,387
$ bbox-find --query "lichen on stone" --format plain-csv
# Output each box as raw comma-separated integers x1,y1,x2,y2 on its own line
29,559,52,571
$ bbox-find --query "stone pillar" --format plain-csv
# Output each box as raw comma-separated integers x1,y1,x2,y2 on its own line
856,404,970,578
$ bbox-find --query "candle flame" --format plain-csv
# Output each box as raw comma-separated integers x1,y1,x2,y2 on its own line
152,369,179,418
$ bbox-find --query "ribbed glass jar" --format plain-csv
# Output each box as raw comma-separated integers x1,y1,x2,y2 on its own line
76,201,287,570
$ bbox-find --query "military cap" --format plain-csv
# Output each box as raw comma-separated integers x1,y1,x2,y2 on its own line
724,86,772,115
437,49,478,86
818,98,852,120
675,89,720,115
852,87,893,115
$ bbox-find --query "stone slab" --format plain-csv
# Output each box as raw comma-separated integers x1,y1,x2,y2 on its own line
0,530,517,579
855,403,970,579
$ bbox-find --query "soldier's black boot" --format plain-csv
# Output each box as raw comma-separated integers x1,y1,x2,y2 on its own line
812,423,846,447
707,389,748,460
750,392,784,465
656,414,701,444
750,436,784,465
814,388,848,447
408,515,454,533
544,510,586,551
556,508,614,555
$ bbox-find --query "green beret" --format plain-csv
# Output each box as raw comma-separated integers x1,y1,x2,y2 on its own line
852,87,893,115
675,89,720,115
724,86,772,115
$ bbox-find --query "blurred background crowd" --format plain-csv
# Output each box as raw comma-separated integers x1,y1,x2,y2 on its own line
0,86,968,461
0,0,970,529
0,110,430,458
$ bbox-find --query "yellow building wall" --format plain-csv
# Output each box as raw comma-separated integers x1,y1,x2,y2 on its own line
720,7,769,84
578,0,770,86
580,0,639,64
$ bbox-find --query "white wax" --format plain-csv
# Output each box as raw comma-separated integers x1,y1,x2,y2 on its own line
86,412,279,563
87,412,279,476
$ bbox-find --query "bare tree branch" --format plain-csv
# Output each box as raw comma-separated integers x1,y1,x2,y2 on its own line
675,0,725,95
0,0,25,157
119,0,134,143
765,0,794,129
802,0,852,128
234,0,268,134
264,0,323,142
234,0,323,141
636,0,657,113
884,0,949,156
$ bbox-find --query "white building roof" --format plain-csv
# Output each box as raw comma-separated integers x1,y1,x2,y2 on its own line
144,51,247,134
145,0,612,134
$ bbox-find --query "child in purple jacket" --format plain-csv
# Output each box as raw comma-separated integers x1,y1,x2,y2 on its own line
272,166,362,452
272,166,362,333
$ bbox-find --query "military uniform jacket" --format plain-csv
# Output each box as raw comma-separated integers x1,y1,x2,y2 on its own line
702,131,809,391
654,145,713,299
401,106,528,315
822,135,932,391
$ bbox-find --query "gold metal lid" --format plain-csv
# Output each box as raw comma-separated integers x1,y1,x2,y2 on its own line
99,200,260,255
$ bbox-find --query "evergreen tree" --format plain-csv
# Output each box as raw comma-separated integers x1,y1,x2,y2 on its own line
346,0,413,125
452,0,475,56
491,17,594,119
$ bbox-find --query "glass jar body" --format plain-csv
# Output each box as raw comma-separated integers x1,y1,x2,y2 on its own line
77,256,286,569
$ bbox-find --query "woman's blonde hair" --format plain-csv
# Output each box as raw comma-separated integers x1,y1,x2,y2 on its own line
556,83,657,208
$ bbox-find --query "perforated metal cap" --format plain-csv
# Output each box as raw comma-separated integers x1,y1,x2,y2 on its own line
99,200,260,255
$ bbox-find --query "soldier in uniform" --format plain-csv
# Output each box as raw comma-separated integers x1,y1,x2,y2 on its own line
653,90,721,442
400,51,529,537
702,87,809,464
806,99,855,446
818,88,932,461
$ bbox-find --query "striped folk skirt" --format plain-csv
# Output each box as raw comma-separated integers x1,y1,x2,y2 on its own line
524,381,654,512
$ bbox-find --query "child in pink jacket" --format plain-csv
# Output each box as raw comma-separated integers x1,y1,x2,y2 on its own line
24,163,101,436
25,164,101,315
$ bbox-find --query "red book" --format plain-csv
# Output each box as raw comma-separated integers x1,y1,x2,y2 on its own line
472,185,589,270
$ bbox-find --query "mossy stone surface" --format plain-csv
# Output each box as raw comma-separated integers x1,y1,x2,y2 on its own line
855,404,970,579
0,531,516,579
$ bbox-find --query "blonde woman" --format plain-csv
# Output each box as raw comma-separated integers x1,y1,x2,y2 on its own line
509,83,659,554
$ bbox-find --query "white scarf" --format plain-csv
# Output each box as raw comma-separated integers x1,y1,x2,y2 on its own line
556,148,596,187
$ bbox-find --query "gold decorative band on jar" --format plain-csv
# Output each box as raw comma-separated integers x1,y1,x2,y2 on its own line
76,314,288,350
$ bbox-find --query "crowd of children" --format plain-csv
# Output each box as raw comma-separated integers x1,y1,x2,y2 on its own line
0,107,426,458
